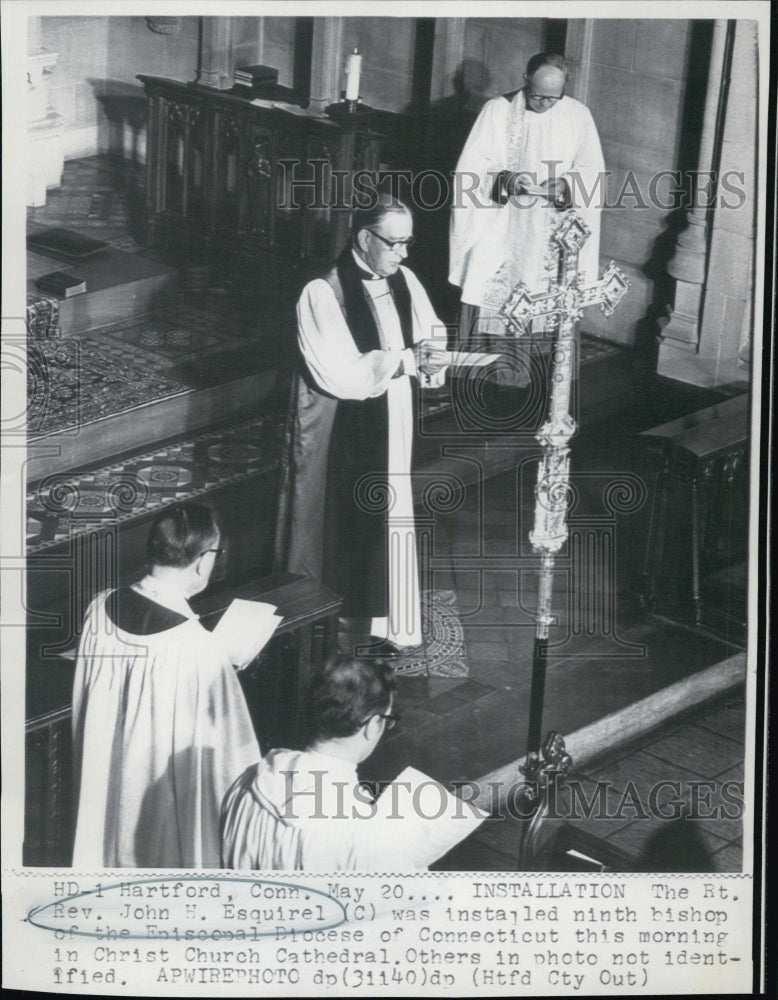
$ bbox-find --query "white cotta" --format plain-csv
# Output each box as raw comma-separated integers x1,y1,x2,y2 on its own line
71,586,259,868
449,90,605,311
220,749,422,870
297,264,444,646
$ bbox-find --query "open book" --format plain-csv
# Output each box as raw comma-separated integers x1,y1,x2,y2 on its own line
519,182,558,199
211,598,283,670
373,766,489,868
420,350,503,388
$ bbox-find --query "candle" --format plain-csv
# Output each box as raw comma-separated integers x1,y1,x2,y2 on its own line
345,48,362,102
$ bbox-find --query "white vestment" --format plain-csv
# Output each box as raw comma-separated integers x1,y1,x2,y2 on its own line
449,90,605,311
71,579,260,868
220,749,451,871
298,262,443,646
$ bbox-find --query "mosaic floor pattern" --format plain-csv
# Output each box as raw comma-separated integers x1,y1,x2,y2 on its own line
391,589,468,678
27,414,285,553
98,301,258,357
27,301,263,437
27,338,189,437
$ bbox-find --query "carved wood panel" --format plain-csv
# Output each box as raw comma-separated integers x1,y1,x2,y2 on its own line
138,75,413,281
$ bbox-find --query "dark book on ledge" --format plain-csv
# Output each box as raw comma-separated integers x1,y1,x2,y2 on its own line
234,63,278,85
36,271,87,297
28,227,107,260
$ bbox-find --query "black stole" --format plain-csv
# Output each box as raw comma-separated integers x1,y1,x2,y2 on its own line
323,247,416,618
106,588,188,635
335,247,414,353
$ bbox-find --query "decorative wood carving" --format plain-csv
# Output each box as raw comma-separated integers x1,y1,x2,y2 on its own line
138,75,413,280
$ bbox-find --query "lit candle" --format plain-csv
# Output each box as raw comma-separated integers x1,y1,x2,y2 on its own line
345,48,362,102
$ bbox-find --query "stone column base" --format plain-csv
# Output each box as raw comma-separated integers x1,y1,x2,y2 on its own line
657,339,748,390
27,112,63,207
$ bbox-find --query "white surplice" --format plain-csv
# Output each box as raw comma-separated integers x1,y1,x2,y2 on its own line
297,262,443,646
450,90,605,310
220,749,419,870
71,579,260,868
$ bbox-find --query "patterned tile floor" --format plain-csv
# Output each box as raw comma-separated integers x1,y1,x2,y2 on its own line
27,298,267,438
26,413,284,553
28,337,190,437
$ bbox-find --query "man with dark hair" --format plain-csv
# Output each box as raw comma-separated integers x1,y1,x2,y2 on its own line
450,51,604,386
71,502,260,868
303,653,397,741
220,654,402,870
275,195,447,655
221,654,487,870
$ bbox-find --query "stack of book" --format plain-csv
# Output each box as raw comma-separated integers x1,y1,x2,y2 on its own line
234,63,278,89
35,271,87,298
232,63,306,106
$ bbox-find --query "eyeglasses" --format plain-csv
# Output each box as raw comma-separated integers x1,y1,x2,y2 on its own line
526,90,564,106
366,230,415,251
200,547,226,558
376,712,401,730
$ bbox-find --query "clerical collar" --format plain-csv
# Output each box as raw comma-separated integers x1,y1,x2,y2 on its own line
132,575,197,619
302,746,359,777
352,248,384,281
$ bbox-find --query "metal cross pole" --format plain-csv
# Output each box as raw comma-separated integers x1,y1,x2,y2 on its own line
501,211,629,758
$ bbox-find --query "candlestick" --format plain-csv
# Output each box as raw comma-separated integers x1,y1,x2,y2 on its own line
345,48,361,102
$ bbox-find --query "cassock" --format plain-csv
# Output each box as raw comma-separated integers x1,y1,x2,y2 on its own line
71,577,260,868
221,750,424,870
275,247,442,647
450,89,604,382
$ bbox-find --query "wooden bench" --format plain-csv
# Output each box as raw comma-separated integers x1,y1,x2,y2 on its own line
639,394,749,627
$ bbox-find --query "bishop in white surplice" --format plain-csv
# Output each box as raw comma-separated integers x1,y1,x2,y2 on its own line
297,260,441,647
282,200,447,651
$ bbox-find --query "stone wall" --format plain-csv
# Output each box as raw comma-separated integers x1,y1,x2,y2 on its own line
341,16,417,112
577,19,701,345
695,20,757,382
40,16,200,161
460,16,547,111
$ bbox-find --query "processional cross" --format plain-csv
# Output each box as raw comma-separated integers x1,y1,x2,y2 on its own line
500,211,629,762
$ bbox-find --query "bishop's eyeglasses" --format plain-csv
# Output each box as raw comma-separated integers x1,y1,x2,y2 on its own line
366,230,415,251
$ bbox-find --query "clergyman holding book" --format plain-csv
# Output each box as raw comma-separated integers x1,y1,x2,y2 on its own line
70,502,279,869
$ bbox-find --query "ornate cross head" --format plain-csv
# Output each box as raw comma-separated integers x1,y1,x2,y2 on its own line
500,211,629,337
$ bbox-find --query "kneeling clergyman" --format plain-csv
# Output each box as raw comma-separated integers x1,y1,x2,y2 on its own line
221,655,486,870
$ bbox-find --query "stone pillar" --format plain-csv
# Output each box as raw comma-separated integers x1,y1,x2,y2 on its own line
564,19,594,103
694,20,758,385
27,17,63,207
429,18,466,101
658,20,756,388
197,17,235,90
308,18,344,113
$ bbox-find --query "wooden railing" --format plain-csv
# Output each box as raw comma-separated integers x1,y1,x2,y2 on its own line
24,706,74,867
